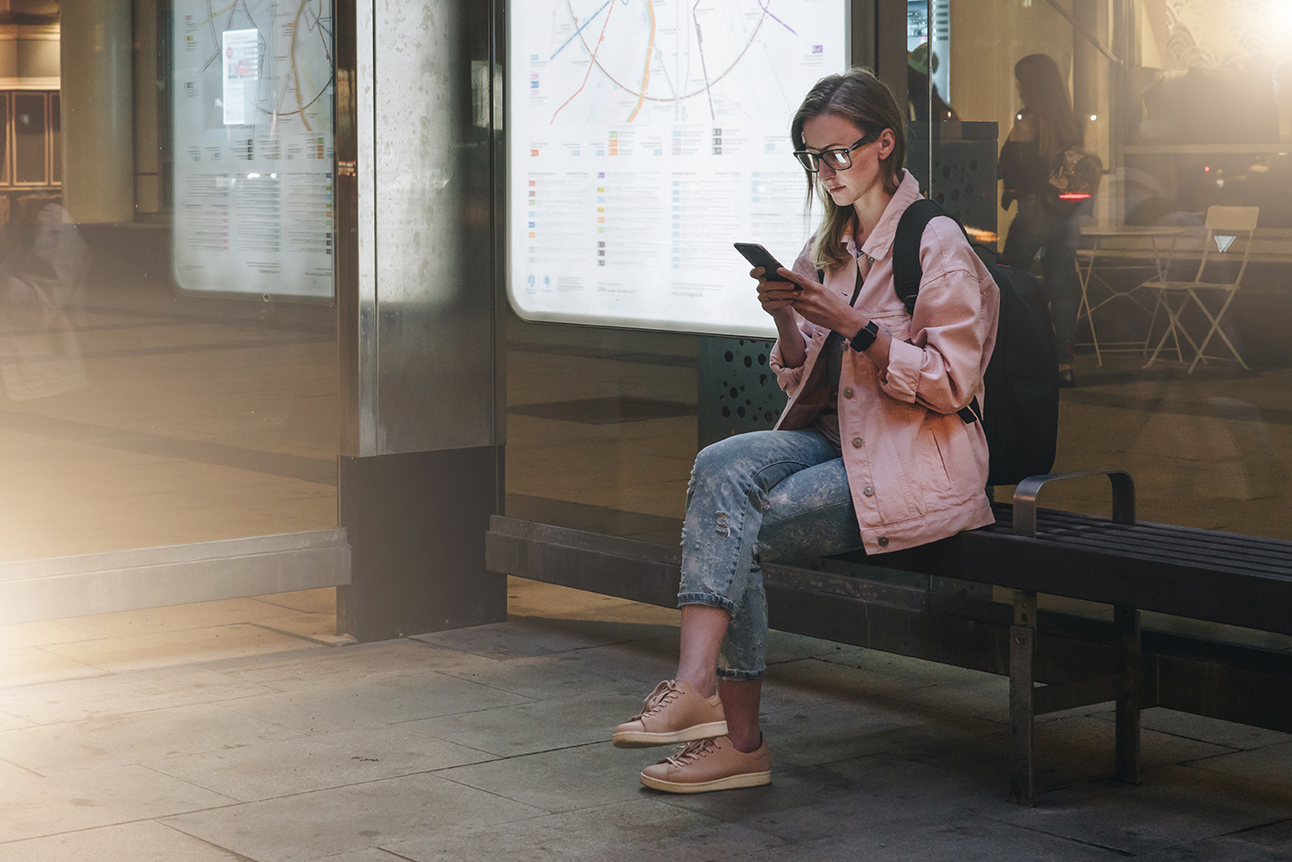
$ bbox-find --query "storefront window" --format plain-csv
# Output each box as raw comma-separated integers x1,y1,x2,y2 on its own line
0,4,338,562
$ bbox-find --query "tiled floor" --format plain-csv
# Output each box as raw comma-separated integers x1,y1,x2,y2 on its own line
0,577,1290,861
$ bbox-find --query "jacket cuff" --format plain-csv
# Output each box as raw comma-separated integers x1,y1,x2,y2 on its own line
881,339,924,403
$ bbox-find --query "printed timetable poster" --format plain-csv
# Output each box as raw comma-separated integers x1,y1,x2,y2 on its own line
509,1,849,337
173,0,335,298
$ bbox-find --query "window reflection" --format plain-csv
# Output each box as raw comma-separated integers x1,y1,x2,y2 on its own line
921,0,1291,542
0,4,338,561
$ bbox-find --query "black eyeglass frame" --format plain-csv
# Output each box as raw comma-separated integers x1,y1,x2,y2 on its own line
792,128,884,173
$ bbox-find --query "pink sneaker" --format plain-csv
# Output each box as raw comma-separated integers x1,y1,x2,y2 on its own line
639,735,771,793
611,680,727,748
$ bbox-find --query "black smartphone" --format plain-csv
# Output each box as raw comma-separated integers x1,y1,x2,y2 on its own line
733,242,794,283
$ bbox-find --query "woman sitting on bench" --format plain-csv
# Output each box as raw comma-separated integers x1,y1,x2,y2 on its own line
611,68,1001,794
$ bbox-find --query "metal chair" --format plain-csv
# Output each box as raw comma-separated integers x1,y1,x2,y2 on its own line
1142,206,1258,373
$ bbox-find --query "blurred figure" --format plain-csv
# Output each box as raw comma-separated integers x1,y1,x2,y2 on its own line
999,53,1084,386
0,203,92,400
907,43,958,122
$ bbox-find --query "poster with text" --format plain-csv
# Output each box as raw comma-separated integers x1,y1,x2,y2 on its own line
509,0,848,336
174,0,335,298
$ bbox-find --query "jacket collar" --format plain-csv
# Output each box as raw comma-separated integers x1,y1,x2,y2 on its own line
842,169,922,262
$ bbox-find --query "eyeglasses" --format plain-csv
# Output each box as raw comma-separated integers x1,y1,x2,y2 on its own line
793,129,883,173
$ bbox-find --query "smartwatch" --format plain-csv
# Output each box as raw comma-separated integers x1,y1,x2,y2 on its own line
849,320,880,353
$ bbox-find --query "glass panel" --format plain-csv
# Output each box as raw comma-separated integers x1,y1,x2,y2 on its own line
0,93,9,185
13,92,46,184
927,0,1292,642
0,5,338,562
49,92,59,184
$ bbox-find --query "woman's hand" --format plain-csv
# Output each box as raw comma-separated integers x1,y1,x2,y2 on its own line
752,267,802,319
761,266,866,338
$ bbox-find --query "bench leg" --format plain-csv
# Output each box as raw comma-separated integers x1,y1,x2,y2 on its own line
1115,605,1142,784
1009,590,1037,806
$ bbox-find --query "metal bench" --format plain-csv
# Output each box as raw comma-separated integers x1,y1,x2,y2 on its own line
485,471,1292,805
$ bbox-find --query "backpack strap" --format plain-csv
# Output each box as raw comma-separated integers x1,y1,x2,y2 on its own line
892,198,980,426
892,198,949,316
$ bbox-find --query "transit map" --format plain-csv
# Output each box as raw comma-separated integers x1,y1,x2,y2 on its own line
510,0,848,335
173,0,335,298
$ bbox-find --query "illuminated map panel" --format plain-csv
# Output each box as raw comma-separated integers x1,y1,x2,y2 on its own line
509,1,849,337
173,0,334,298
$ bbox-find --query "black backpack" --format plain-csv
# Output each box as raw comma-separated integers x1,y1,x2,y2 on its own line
892,198,1059,486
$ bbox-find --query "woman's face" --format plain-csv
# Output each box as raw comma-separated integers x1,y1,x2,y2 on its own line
800,113,894,211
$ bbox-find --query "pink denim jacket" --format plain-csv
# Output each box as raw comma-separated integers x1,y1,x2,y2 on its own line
770,171,1000,554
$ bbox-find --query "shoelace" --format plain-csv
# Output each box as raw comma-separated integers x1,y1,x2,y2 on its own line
664,737,718,767
632,679,681,720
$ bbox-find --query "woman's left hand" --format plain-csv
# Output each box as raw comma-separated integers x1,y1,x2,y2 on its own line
774,267,866,338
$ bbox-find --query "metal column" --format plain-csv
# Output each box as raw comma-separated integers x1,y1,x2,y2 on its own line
335,0,505,642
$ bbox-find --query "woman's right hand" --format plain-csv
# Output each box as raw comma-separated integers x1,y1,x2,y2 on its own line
753,267,804,319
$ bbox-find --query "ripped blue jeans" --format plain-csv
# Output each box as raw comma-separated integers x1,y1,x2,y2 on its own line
679,429,863,681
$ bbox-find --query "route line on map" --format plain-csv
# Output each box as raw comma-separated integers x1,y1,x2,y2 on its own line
562,0,769,108
551,0,620,123
692,0,715,120
626,0,656,122
756,0,798,37
550,0,613,61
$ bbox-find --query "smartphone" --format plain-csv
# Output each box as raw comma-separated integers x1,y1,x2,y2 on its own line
733,242,795,284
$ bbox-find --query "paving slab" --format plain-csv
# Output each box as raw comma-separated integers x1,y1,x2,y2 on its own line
984,763,1292,856
250,588,337,615
0,763,235,844
0,647,105,689
41,622,320,673
215,668,533,734
761,693,1001,769
0,821,247,862
442,740,656,814
566,636,684,688
163,772,543,862
52,597,315,638
411,616,676,660
426,645,652,702
0,665,275,725
380,798,775,862
211,639,466,689
407,691,637,758
0,701,299,774
1181,739,1292,791
745,814,1128,861
892,711,1234,795
1127,708,1292,751
146,721,499,801
0,620,98,652
1135,835,1292,862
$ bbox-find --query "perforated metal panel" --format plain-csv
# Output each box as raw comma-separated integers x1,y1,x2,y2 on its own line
697,337,785,450
907,122,999,247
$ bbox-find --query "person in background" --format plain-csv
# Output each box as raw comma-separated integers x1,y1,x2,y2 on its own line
999,53,1084,387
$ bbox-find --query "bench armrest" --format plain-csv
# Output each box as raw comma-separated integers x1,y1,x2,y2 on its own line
1012,471,1136,538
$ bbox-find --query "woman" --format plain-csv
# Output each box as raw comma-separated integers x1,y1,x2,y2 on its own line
999,53,1085,386
611,68,999,794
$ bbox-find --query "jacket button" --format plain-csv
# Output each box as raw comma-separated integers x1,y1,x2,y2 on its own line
863,485,874,497
851,436,864,449
843,387,855,399
878,536,889,547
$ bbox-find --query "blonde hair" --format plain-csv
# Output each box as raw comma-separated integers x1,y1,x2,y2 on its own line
791,68,907,272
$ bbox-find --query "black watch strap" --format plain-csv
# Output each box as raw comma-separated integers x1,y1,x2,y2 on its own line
849,320,880,352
